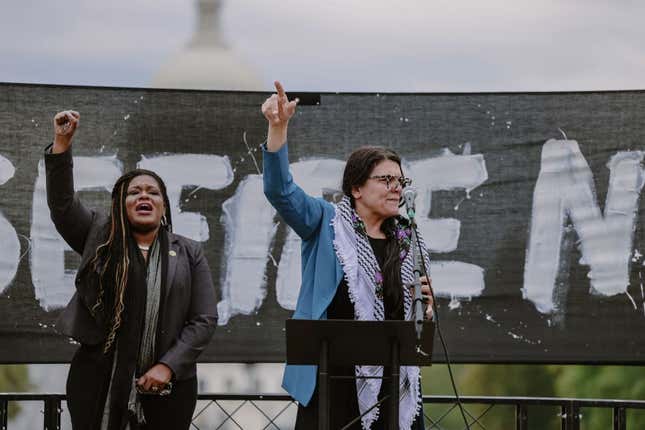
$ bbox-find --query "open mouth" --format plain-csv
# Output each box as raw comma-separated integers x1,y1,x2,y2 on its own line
135,202,153,214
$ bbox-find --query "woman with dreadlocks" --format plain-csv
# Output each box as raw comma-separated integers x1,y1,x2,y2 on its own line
262,82,433,430
45,110,218,429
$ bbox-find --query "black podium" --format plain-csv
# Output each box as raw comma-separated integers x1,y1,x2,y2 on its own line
286,319,435,430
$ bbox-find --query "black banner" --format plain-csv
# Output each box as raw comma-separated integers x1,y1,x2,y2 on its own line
1,83,645,364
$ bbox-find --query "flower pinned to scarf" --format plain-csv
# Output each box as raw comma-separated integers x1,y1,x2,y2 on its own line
395,221,412,261
351,212,367,237
374,270,384,299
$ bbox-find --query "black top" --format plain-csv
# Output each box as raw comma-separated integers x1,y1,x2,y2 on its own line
296,236,409,430
327,236,400,320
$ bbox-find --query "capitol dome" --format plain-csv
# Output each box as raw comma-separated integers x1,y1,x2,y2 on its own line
152,0,264,91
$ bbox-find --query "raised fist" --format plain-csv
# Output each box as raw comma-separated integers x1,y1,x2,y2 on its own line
52,110,80,153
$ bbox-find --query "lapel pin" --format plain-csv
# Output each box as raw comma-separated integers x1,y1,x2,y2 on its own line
169,250,177,257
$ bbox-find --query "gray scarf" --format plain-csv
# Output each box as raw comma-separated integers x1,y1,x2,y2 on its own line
101,237,163,429
128,235,163,424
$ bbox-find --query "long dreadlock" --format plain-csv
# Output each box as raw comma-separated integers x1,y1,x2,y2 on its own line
85,169,172,353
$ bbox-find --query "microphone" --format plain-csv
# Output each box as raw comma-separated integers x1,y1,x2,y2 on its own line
403,187,417,220
402,186,425,342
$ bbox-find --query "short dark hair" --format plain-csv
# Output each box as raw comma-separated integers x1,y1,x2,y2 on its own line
341,146,402,202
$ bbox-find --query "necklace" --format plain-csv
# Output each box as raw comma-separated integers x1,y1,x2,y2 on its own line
138,245,150,252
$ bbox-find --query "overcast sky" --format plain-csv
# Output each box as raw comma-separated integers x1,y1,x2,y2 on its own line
2,0,645,92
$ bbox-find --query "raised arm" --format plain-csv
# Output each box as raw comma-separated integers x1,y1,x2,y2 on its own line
261,80,299,153
45,110,95,254
261,82,328,240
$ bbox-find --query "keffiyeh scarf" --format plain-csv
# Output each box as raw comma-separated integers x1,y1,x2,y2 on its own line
332,196,430,430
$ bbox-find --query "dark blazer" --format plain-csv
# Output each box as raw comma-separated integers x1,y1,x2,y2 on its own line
45,146,218,380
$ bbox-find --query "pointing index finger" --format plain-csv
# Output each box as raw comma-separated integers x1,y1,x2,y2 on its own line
274,81,286,99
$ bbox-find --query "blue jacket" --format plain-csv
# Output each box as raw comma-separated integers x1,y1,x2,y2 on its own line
263,144,344,406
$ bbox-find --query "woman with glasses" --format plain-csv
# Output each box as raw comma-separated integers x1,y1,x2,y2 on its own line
262,82,432,430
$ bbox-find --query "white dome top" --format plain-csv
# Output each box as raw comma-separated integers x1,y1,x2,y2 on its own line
152,47,264,91
152,0,264,91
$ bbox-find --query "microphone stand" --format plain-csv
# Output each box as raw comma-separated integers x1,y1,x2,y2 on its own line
410,220,426,344
403,189,426,346
404,189,471,429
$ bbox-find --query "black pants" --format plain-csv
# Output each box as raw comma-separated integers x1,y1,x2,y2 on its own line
67,344,197,430
139,376,197,430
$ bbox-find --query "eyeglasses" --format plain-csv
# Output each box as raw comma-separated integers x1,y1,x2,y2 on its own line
368,175,412,190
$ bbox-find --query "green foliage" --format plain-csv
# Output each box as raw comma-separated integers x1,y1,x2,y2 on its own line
551,365,645,429
422,364,645,429
0,365,31,420
422,364,559,428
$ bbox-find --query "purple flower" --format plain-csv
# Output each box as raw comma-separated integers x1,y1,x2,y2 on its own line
399,250,407,261
374,271,383,284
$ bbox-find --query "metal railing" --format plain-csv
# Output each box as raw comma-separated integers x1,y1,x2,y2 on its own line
2,393,645,429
